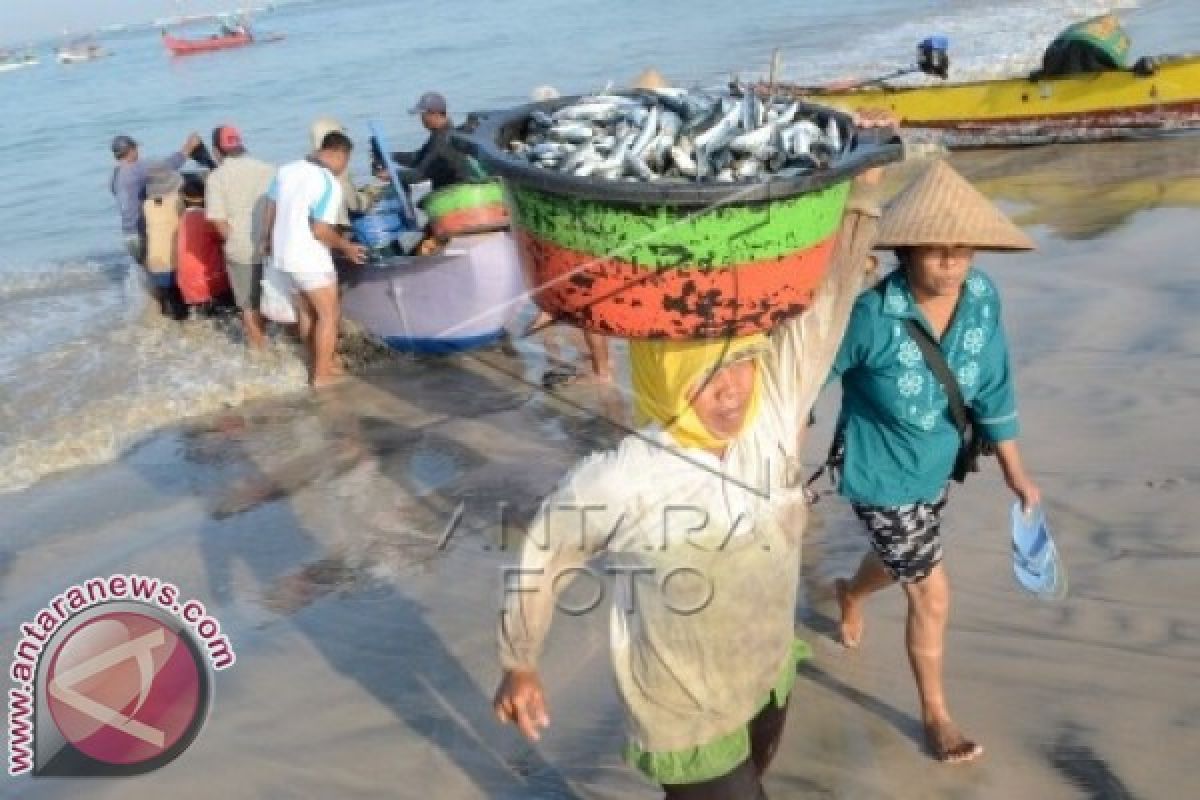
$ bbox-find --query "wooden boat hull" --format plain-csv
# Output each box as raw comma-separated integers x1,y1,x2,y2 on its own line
774,55,1200,147
163,32,254,56
341,231,524,353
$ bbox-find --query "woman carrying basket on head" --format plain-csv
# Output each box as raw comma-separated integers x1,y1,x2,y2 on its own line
493,121,894,797
826,161,1042,763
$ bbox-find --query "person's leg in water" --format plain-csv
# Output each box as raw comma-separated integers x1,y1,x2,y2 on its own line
233,263,268,349
243,309,268,349
291,291,315,380
299,280,343,388
903,564,981,763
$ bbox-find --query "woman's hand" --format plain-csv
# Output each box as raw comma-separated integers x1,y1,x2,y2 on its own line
1007,472,1042,513
994,440,1041,511
494,668,550,741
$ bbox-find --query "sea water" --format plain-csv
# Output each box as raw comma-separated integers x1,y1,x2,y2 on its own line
0,0,1179,490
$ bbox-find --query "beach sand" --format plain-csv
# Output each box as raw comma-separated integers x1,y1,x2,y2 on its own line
3,138,1199,798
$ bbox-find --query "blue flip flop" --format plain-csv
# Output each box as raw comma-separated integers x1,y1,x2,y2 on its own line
1011,502,1067,600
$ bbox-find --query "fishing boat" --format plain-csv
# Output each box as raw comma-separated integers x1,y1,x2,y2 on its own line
0,50,39,72
162,12,283,56
162,29,254,55
340,231,525,353
768,16,1200,147
55,38,110,64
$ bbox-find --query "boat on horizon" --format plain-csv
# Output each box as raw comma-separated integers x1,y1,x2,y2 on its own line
162,14,284,56
0,48,39,72
55,37,111,64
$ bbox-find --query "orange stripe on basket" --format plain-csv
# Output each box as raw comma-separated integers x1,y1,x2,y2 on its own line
517,230,837,338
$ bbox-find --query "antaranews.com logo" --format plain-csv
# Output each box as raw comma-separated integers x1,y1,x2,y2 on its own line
7,574,234,776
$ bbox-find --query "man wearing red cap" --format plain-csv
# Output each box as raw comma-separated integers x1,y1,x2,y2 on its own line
206,124,276,349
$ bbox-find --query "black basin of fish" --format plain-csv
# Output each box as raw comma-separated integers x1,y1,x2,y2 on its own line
454,92,902,338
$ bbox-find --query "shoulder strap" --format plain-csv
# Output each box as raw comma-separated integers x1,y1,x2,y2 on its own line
904,318,969,437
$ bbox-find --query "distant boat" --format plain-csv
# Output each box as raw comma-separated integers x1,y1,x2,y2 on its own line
55,38,111,64
0,49,39,72
162,28,255,56
161,14,284,56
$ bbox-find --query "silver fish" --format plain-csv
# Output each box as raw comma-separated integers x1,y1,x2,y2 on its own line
694,101,742,153
825,117,842,153
549,122,596,143
554,102,620,122
728,123,775,154
629,105,659,158
735,158,761,179
669,144,697,177
625,150,658,181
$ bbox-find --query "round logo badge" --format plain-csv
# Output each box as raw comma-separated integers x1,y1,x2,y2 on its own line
45,610,207,768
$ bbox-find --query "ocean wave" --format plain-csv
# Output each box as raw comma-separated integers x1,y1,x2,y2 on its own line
0,305,311,493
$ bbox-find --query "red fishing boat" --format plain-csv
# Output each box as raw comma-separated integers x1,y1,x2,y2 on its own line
162,28,253,56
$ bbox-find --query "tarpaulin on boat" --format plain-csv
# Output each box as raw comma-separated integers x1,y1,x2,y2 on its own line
1039,14,1131,77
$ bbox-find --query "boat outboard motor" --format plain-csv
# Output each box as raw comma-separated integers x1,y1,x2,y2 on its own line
849,35,950,88
917,36,950,80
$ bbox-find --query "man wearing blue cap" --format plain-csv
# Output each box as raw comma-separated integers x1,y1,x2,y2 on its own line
109,131,202,264
377,91,476,190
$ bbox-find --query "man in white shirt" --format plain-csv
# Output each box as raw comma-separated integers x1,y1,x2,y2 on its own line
264,131,365,387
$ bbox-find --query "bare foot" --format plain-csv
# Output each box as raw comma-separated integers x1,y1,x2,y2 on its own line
925,718,984,764
835,578,864,648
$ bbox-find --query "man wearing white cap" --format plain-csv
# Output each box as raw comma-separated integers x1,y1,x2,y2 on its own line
378,91,476,190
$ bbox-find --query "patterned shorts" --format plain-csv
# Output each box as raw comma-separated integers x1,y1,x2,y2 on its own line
852,491,949,583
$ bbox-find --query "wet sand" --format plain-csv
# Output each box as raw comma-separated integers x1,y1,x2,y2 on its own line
3,138,1199,798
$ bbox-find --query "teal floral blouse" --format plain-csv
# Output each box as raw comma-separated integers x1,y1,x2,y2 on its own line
827,267,1020,506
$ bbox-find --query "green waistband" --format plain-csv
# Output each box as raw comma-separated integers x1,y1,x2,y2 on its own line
624,638,812,786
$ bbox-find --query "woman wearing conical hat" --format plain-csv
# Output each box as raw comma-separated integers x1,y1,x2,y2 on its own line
826,160,1041,763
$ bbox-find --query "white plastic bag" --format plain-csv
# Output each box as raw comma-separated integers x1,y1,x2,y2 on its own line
260,258,297,324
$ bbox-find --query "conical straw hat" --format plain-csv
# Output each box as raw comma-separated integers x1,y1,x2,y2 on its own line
630,68,670,90
875,160,1035,251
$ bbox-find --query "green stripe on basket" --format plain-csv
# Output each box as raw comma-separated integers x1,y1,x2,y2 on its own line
507,181,850,270
421,181,507,217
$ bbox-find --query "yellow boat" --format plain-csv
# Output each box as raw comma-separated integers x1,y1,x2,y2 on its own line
769,15,1200,147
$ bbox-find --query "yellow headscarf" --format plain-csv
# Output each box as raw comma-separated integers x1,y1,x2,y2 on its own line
630,334,767,451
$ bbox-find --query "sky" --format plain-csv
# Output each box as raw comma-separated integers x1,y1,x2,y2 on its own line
1,1,278,42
